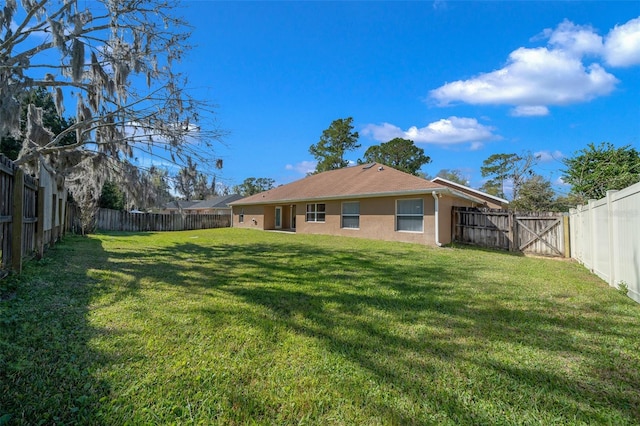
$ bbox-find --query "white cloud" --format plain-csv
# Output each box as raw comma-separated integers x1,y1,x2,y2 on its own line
362,116,497,146
285,161,316,175
604,17,640,67
534,150,563,162
361,122,405,141
470,141,484,151
545,20,603,58
511,105,549,117
429,17,640,113
430,47,618,108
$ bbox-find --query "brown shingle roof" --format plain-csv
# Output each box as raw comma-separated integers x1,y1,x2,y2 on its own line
231,164,445,205
184,194,245,210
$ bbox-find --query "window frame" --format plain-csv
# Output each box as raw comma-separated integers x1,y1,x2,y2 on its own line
395,198,424,233
341,201,360,229
238,208,244,223
305,203,326,223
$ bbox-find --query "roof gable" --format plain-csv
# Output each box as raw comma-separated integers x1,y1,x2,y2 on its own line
430,177,509,205
233,164,445,205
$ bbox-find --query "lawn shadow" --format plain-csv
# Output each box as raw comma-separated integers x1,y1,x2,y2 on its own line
0,236,113,424
196,237,640,424
48,230,640,424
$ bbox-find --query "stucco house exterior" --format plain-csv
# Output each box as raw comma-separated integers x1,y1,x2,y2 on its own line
229,164,499,246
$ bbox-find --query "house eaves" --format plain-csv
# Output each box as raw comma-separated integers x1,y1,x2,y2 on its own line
230,187,486,206
430,177,509,205
228,164,491,207
436,187,487,205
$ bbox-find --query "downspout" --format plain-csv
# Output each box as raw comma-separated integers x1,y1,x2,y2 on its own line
432,191,442,247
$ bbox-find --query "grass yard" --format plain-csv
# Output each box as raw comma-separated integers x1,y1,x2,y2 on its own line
1,228,639,425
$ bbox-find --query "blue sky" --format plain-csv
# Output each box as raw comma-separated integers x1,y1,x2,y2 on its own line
173,1,639,195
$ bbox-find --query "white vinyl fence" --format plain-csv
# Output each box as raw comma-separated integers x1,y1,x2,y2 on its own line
569,181,640,303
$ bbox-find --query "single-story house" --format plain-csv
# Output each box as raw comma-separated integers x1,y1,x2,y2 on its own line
430,177,509,209
184,194,245,214
161,200,199,214
162,194,244,215
229,163,500,246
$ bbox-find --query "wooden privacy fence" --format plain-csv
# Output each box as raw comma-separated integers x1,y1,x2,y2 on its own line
96,208,231,232
452,207,569,257
1,154,67,274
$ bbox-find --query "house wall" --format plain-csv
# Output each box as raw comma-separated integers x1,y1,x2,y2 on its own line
233,194,474,246
232,205,265,229
295,195,434,245
438,195,474,244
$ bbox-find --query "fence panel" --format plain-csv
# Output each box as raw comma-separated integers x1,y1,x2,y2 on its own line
96,208,231,232
453,208,512,251
592,198,611,282
453,207,566,257
1,154,70,275
516,212,565,257
21,175,38,261
0,155,16,272
570,183,640,303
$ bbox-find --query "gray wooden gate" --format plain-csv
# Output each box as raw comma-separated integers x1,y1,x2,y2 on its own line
453,207,569,257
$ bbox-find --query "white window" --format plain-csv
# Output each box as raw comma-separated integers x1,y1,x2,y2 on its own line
306,203,325,222
341,201,360,229
396,199,423,232
239,208,244,223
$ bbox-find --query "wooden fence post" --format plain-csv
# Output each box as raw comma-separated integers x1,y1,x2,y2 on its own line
36,186,45,259
508,211,517,252
11,168,24,272
563,215,571,258
451,207,456,243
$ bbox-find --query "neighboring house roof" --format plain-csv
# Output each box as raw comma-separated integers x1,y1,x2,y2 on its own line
164,200,199,210
430,177,509,205
230,163,486,205
185,194,245,210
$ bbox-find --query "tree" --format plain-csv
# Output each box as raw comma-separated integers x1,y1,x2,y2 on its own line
562,142,640,203
552,193,585,212
510,175,557,211
174,158,215,200
359,138,431,176
216,181,232,196
147,166,173,207
99,182,126,211
309,117,360,174
480,152,538,200
436,169,468,185
0,136,22,161
1,88,75,160
233,177,276,196
479,180,503,197
1,0,223,227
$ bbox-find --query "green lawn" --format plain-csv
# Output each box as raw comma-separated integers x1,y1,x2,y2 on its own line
1,228,639,425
